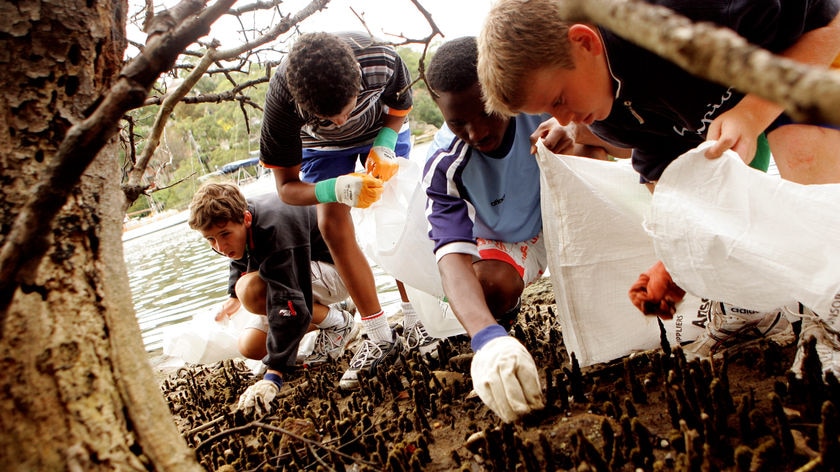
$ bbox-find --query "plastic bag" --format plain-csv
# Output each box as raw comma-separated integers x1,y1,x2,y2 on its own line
536,142,705,366
648,142,840,318
352,158,466,338
162,308,244,364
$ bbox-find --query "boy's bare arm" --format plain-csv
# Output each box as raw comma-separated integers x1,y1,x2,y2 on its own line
706,12,840,161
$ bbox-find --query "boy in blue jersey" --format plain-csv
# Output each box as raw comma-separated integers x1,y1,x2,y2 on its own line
423,37,629,422
478,0,840,383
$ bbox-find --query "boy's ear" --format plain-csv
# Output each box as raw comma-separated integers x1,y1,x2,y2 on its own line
568,24,604,55
244,210,252,228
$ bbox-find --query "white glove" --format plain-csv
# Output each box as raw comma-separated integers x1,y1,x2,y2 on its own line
314,173,383,208
471,334,544,422
237,375,282,416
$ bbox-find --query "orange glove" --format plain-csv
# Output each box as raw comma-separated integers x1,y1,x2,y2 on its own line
628,261,686,318
314,173,383,208
365,128,399,181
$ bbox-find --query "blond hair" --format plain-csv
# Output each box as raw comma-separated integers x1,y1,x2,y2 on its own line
477,0,576,116
188,182,248,232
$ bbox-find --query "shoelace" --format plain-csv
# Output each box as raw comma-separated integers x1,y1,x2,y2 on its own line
348,339,384,369
407,324,432,348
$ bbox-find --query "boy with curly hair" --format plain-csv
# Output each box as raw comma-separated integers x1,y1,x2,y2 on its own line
188,182,357,415
260,31,435,391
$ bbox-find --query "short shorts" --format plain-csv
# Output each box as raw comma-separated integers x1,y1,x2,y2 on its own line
300,129,412,182
245,261,348,333
476,232,547,287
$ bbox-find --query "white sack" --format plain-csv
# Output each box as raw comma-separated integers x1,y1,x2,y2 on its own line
648,141,840,320
163,308,244,364
536,142,705,367
352,159,466,338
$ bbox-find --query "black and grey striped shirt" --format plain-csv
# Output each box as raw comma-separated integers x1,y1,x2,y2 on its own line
260,31,413,168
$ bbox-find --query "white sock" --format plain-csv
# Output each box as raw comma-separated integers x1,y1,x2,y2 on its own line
317,305,345,329
401,302,418,329
361,310,393,343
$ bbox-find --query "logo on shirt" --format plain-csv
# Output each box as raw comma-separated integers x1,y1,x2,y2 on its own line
672,88,734,137
490,194,506,207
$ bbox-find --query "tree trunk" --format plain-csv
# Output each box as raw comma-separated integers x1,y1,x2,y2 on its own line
0,1,201,470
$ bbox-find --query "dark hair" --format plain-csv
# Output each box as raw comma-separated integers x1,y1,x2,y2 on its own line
426,36,478,94
285,32,360,117
188,182,248,231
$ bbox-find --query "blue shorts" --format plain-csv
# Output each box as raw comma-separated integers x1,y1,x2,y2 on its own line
300,129,412,183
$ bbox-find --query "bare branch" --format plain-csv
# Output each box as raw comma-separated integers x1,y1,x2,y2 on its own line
124,0,332,203
0,0,237,330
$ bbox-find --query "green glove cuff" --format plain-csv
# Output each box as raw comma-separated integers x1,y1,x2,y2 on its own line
314,178,337,203
373,127,398,150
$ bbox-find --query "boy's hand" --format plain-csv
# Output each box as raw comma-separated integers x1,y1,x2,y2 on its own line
314,173,384,208
237,373,283,416
705,98,776,163
365,127,399,181
470,325,544,422
628,261,685,318
215,297,241,322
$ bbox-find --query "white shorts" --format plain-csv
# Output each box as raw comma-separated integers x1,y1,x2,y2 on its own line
245,260,348,333
476,232,547,286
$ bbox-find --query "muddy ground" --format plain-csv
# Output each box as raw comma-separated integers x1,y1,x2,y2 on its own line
156,278,840,471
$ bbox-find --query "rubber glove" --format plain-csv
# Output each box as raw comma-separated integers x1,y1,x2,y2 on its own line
470,325,544,422
628,261,686,318
314,172,383,208
237,373,283,416
365,128,399,181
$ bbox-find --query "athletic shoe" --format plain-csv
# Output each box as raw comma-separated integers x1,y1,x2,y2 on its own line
790,311,840,380
404,320,440,357
298,308,359,366
338,331,402,390
683,301,795,359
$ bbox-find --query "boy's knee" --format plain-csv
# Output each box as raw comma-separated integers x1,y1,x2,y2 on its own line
238,329,267,360
769,125,840,184
235,273,267,314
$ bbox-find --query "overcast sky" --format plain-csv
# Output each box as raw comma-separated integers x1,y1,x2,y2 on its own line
208,0,494,49
286,0,495,39
129,0,494,58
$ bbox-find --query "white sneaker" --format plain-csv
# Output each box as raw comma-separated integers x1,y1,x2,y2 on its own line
683,301,795,359
790,312,840,380
404,320,440,358
298,308,359,366
338,331,402,390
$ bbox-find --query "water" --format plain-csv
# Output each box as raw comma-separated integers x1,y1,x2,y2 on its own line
124,204,401,354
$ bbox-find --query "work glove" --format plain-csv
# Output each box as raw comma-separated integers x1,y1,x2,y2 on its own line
470,325,544,423
314,173,383,208
628,260,686,318
365,128,399,181
237,373,283,416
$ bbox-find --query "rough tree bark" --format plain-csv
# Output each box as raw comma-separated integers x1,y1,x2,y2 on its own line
0,1,202,470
